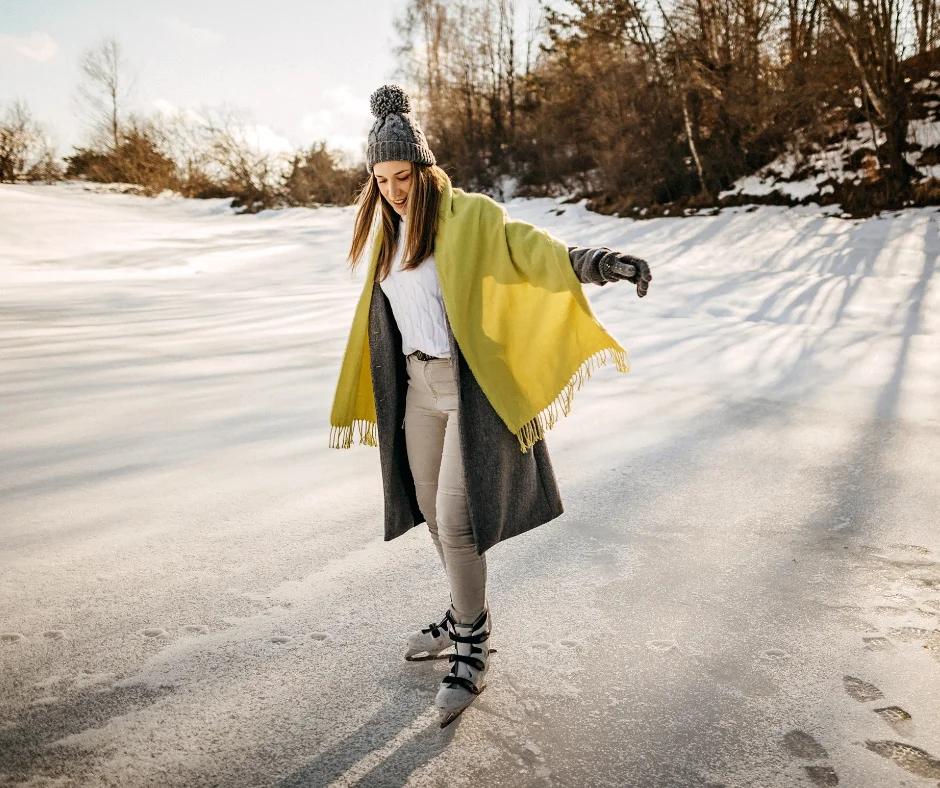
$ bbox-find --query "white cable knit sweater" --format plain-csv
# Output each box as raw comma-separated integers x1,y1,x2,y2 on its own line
378,216,452,358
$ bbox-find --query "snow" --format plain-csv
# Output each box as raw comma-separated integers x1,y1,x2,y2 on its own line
1,183,939,786
908,116,940,150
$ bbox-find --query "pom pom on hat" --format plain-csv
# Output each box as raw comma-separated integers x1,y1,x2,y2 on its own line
370,84,412,118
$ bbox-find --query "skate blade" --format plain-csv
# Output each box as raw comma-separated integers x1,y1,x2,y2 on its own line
404,652,451,662
438,684,487,728
406,647,496,662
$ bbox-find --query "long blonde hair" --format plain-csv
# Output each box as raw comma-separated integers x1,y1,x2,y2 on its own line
346,162,449,282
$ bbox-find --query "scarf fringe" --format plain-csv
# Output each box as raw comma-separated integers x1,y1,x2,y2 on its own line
329,419,378,449
331,345,628,453
514,346,630,454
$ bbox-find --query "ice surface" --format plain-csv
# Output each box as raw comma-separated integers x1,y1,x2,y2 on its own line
1,182,939,786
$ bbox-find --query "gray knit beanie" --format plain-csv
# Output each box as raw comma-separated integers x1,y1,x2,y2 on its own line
366,84,436,172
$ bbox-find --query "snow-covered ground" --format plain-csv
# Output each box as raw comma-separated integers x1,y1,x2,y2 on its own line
1,182,939,787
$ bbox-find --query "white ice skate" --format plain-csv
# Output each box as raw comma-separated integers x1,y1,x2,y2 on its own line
404,608,456,662
435,605,493,728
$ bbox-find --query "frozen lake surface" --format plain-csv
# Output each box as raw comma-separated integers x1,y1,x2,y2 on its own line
1,182,939,786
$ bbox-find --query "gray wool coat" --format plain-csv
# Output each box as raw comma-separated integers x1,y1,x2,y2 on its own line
367,243,614,555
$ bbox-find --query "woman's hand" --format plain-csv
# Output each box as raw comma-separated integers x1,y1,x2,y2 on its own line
598,251,652,297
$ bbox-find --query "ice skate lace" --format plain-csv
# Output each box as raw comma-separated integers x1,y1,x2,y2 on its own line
421,608,455,639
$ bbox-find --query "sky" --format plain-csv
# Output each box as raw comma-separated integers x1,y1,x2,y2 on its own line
0,0,482,164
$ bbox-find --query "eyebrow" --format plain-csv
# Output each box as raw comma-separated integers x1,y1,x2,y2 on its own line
378,169,411,177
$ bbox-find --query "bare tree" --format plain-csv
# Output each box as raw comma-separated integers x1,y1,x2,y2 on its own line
910,0,940,53
391,0,935,211
201,105,287,212
0,100,58,182
393,0,523,189
281,140,365,205
76,36,135,150
822,0,916,200
786,0,822,74
148,106,218,191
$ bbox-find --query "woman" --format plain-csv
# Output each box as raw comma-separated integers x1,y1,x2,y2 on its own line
329,84,651,727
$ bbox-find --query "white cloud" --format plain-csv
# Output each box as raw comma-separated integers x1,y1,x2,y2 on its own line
150,99,291,155
0,31,58,62
150,98,291,153
300,84,372,160
163,17,224,46
235,123,294,156
151,98,179,116
150,98,209,126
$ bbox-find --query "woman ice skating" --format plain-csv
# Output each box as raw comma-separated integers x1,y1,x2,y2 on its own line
329,83,652,727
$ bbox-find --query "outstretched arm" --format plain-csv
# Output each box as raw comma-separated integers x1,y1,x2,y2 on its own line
567,245,652,297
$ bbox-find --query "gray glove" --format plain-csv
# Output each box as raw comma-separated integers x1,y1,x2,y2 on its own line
597,250,652,297
567,245,653,297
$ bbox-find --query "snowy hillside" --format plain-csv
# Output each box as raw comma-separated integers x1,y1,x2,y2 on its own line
721,71,940,205
1,182,938,786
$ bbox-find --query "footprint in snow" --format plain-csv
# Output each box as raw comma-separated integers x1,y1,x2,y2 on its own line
924,630,940,662
270,635,292,644
873,706,913,736
43,630,65,640
781,730,838,786
757,648,789,662
645,639,678,653
783,730,829,759
309,631,331,641
140,628,168,639
887,626,932,642
839,677,940,779
865,740,940,779
873,605,907,615
183,625,208,635
861,636,892,651
803,765,839,786
842,675,883,702
1,632,23,643
888,543,931,555
520,740,545,764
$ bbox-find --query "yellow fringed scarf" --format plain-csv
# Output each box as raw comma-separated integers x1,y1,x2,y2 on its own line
329,173,630,453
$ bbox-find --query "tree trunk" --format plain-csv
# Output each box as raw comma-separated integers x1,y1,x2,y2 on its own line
682,88,709,197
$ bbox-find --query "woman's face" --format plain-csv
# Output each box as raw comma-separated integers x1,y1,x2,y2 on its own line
373,160,413,217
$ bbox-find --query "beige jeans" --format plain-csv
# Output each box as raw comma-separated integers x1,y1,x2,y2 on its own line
403,352,486,624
